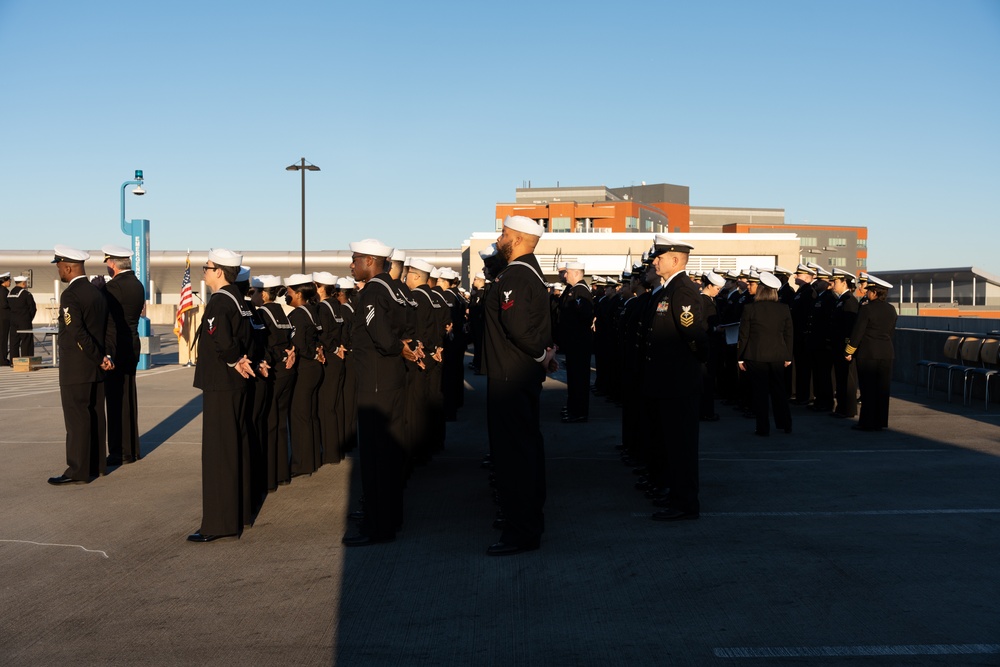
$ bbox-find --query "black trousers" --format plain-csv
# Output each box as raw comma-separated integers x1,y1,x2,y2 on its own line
245,376,268,523
357,387,405,540
200,389,245,536
104,369,140,461
832,357,858,417
60,381,106,480
488,377,545,547
341,359,358,453
265,371,294,490
10,321,33,358
857,357,892,429
746,361,792,434
793,340,812,402
810,346,834,410
289,360,322,475
318,360,344,465
644,393,701,514
564,345,591,417
0,316,9,363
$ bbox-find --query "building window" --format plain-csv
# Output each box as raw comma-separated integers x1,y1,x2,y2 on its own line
550,217,571,233
857,258,867,268
799,237,817,247
828,237,847,247
626,216,638,231
857,238,867,248
495,218,503,231
828,257,846,267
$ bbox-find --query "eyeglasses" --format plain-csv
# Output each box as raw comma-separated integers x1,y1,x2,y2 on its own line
202,265,218,272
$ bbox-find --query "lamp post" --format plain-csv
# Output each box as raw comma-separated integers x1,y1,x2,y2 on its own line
120,169,152,370
286,158,320,273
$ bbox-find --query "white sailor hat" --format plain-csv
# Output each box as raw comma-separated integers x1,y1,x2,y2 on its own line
101,244,132,259
13,275,28,282
649,235,694,257
254,274,283,289
208,248,242,267
760,271,782,289
503,215,545,237
705,271,726,288
349,238,393,258
795,263,817,275
866,274,893,289
390,248,406,263
439,268,460,281
474,271,485,280
831,268,856,281
284,273,313,287
409,258,434,273
553,282,566,292
52,245,90,263
556,262,568,271
565,261,585,270
312,271,337,285
429,267,442,279
335,276,357,290
773,265,793,276
402,256,412,267
236,266,251,282
479,244,498,260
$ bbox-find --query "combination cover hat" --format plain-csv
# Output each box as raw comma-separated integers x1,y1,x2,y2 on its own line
866,274,893,289
759,272,782,289
312,271,337,285
349,238,393,257
795,263,817,275
831,268,856,281
503,215,545,237
101,244,132,259
649,235,694,257
52,245,90,263
208,248,242,268
773,265,792,276
705,271,726,287
0,272,10,279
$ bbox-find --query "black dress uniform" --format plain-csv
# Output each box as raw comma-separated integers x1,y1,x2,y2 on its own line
846,298,897,430
830,289,860,417
413,283,450,455
468,282,486,373
808,283,837,411
58,275,109,481
194,283,251,536
0,276,10,365
558,280,594,421
353,273,409,542
8,283,37,358
483,253,553,550
287,304,323,475
790,281,817,403
642,272,707,518
318,296,347,465
737,300,794,435
258,301,295,490
103,270,145,463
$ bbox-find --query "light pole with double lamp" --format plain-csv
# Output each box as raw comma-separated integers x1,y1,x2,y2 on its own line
286,158,320,273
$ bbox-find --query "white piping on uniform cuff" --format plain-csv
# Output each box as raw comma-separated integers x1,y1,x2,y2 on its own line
533,352,546,362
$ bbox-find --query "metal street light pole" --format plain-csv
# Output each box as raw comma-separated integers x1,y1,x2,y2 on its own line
286,158,320,273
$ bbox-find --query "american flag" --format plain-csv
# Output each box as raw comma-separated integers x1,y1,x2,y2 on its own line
173,255,195,336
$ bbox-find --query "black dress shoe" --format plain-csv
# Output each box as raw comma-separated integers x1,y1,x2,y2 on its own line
651,509,699,522
342,533,393,547
561,414,588,423
486,541,539,556
186,532,236,543
47,475,87,486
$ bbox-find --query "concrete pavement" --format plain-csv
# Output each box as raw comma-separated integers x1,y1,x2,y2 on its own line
1,342,999,666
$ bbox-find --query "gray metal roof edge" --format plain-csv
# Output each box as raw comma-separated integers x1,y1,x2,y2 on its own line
870,267,1000,286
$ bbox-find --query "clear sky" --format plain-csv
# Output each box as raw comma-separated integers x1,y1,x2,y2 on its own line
1,0,997,272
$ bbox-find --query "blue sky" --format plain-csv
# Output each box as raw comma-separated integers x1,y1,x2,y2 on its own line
1,0,997,272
